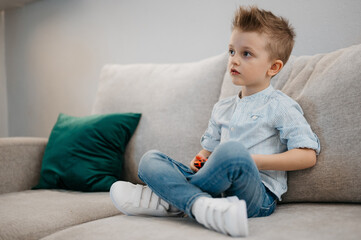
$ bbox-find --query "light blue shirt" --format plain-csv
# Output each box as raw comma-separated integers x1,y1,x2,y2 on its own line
201,84,320,200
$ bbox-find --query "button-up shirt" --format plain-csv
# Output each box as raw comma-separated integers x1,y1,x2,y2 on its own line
201,84,320,200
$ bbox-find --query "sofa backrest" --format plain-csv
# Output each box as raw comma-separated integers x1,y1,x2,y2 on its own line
92,54,228,184
220,44,361,203
93,44,361,203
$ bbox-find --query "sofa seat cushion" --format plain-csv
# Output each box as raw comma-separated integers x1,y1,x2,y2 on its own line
0,190,118,240
40,203,361,240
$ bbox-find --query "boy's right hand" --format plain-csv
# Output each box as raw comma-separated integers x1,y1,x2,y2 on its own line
190,156,200,172
190,149,212,173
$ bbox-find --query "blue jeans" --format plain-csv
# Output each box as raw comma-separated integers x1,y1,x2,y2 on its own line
138,141,277,218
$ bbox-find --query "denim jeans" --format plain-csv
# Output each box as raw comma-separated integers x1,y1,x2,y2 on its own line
138,141,277,218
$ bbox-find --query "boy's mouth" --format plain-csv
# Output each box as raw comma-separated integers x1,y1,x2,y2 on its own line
230,68,240,75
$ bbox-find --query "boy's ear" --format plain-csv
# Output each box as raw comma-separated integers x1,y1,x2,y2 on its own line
268,60,283,77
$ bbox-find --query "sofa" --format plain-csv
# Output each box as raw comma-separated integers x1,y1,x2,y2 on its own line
1,44,360,240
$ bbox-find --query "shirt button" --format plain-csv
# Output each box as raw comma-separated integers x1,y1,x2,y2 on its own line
251,115,258,120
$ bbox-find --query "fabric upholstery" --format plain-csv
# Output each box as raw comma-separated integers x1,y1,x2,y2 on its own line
92,53,228,183
219,44,361,203
40,203,361,240
0,190,118,240
0,137,47,194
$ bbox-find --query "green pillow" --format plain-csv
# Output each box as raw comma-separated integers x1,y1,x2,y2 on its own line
33,112,141,192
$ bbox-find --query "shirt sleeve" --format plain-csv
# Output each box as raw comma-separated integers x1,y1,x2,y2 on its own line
200,104,221,152
274,99,321,155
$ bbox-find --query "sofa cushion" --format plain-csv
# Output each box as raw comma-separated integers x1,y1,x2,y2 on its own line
92,54,228,183
0,190,118,240
33,113,141,192
40,203,361,240
219,44,361,203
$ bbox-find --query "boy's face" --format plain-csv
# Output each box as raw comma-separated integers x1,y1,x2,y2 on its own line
228,28,276,95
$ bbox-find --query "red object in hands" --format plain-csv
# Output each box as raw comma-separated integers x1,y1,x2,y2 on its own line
194,155,208,169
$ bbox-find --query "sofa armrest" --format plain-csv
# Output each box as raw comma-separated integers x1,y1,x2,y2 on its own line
0,137,48,194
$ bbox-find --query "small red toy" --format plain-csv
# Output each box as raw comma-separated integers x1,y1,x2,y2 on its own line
194,155,208,169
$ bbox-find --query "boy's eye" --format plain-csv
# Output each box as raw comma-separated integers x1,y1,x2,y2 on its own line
243,51,252,57
229,49,235,56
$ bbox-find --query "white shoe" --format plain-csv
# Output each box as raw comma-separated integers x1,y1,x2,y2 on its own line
110,181,182,217
192,196,248,237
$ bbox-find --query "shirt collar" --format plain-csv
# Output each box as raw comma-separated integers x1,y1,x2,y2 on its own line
237,84,275,103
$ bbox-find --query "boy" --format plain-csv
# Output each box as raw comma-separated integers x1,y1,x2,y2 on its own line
110,6,320,237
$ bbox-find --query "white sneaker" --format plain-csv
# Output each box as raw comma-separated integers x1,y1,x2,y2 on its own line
192,196,248,237
110,181,182,217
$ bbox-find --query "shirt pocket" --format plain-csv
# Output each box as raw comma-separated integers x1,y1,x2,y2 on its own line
239,113,265,132
235,113,271,148
248,113,263,121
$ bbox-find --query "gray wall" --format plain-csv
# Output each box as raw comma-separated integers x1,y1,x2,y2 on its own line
3,0,361,137
0,12,8,137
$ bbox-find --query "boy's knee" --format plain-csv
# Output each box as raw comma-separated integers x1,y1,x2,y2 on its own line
214,141,253,167
138,150,172,182
141,149,161,161
218,141,247,152
139,150,161,169
217,141,248,158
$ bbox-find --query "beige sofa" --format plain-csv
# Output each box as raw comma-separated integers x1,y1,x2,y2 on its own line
1,44,361,240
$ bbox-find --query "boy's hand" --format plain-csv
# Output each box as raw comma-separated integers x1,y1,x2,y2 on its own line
190,149,212,172
190,156,200,172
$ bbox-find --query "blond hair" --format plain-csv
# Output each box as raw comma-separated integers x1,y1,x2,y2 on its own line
232,6,295,64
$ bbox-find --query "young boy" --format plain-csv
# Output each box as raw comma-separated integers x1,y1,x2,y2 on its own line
110,6,320,237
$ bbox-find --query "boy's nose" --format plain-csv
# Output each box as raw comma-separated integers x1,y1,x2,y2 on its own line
230,56,240,66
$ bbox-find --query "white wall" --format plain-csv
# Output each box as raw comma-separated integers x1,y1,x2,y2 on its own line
4,0,361,137
0,11,8,137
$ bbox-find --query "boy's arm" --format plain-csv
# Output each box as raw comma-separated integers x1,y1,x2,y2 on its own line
252,148,316,171
190,149,212,172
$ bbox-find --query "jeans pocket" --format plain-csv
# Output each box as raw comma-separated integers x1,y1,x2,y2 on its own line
256,199,277,217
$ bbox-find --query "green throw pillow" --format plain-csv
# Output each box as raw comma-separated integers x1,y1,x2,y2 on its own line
33,112,141,192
